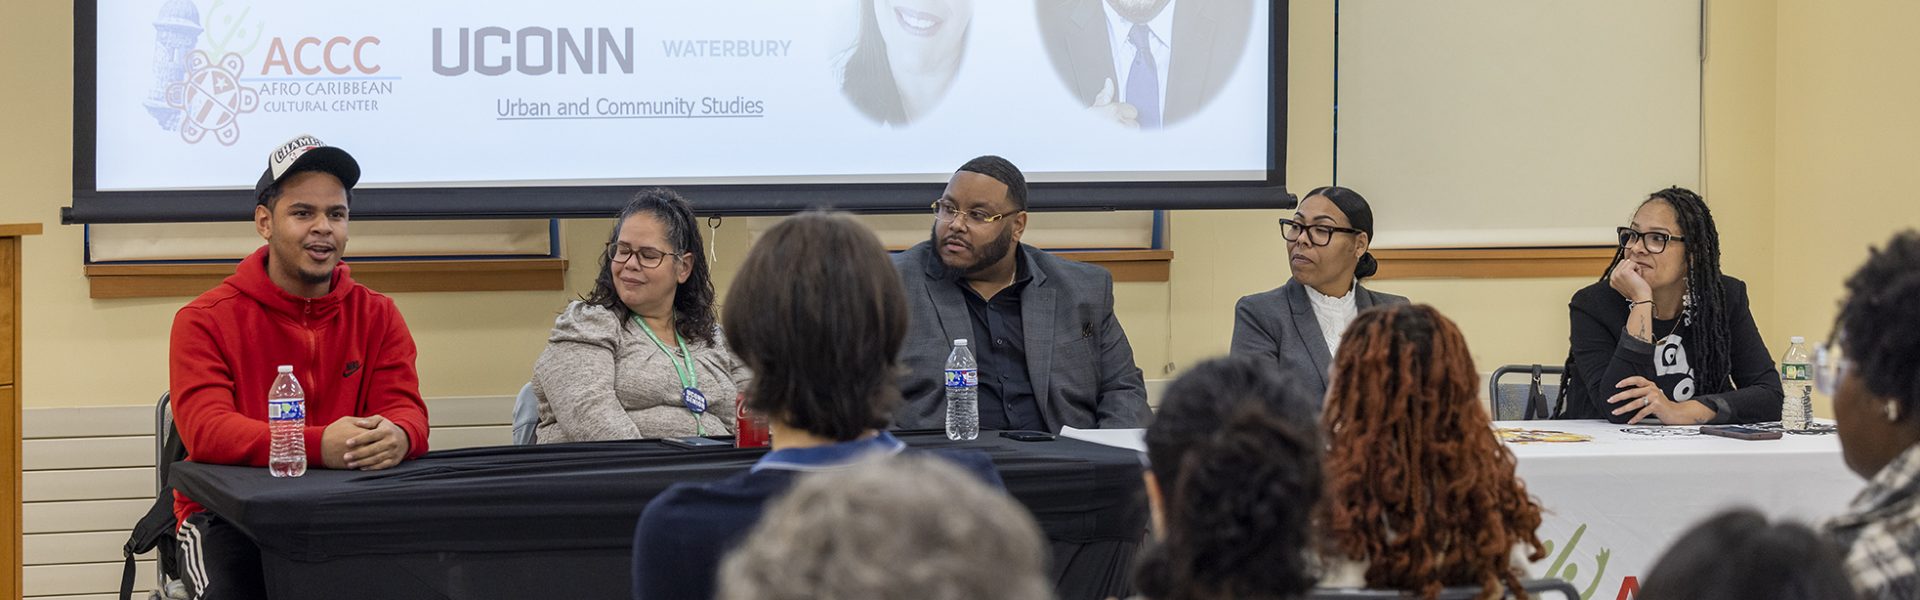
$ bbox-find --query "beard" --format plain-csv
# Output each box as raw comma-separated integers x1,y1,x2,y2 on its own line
298,265,333,285
1105,0,1172,23
930,223,1016,276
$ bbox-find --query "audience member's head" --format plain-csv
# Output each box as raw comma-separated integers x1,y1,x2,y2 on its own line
1637,509,1856,600
584,188,717,343
715,454,1052,600
1133,356,1321,600
1830,230,1920,481
723,211,907,442
1321,304,1545,598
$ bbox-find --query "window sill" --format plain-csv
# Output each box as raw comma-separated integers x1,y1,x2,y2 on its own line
84,258,568,299
1055,250,1173,282
1370,247,1616,279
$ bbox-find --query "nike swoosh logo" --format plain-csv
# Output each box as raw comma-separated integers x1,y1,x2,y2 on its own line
343,361,361,378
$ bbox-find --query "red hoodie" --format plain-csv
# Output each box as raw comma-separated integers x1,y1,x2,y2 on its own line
169,245,430,526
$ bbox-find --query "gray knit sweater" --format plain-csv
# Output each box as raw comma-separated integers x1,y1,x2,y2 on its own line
531,301,749,442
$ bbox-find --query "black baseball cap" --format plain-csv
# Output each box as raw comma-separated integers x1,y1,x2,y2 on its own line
254,134,360,203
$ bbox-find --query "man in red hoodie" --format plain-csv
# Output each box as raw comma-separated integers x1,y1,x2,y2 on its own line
169,134,430,600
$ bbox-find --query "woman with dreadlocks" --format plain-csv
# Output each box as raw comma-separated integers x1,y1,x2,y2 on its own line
1319,304,1545,598
1559,187,1780,424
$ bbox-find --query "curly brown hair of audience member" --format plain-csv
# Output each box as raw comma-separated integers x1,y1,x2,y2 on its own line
714,455,1052,600
1134,357,1322,600
1319,304,1546,600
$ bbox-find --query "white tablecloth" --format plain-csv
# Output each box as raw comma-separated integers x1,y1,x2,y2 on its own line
1504,419,1864,599
1064,421,1867,599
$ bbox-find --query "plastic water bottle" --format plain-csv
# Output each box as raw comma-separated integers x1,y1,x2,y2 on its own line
1780,337,1813,431
268,365,308,477
944,339,979,441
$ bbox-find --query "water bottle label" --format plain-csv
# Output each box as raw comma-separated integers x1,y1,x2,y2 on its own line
1782,363,1810,380
269,398,305,421
944,368,978,388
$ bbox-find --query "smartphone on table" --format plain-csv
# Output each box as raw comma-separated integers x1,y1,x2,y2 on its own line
1699,425,1783,441
662,436,732,450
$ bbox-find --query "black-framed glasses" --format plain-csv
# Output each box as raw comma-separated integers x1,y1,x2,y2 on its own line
606,243,683,269
1814,338,1853,397
932,201,1022,226
1278,218,1363,247
1617,227,1688,255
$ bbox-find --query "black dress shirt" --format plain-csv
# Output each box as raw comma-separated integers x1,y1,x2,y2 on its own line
954,250,1046,431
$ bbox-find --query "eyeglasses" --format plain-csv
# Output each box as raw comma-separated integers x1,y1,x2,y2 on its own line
1814,338,1853,397
932,201,1022,226
1278,218,1363,247
606,243,684,269
1617,227,1688,255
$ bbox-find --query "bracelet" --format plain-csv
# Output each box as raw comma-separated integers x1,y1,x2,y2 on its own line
1626,299,1655,310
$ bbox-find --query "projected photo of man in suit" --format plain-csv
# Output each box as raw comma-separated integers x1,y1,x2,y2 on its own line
1037,0,1254,129
837,0,974,126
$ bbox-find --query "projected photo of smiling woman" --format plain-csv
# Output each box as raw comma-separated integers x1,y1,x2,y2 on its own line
837,0,972,126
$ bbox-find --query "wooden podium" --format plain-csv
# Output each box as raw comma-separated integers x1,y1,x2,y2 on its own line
1,223,41,599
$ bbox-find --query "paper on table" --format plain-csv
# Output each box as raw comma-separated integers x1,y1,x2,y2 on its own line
1059,427,1147,453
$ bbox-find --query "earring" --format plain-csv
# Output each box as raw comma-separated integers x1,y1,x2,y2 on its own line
1887,401,1903,423
1682,290,1695,327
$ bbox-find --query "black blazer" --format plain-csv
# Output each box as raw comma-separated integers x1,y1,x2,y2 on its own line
1560,276,1782,423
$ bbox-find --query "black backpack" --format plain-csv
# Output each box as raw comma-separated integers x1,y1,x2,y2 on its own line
120,400,188,600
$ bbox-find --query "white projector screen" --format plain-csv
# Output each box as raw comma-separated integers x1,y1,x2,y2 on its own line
71,0,1287,223
1335,0,1702,248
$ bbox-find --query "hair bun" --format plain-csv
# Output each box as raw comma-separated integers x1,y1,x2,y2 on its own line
1355,252,1379,280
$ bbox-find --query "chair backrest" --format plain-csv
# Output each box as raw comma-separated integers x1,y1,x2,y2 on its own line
1488,365,1564,421
511,382,539,445
1310,578,1580,600
124,391,190,600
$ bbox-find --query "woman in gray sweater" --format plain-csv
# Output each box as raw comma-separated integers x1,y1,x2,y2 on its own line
532,189,750,442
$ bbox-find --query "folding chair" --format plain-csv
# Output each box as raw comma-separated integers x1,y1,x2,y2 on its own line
120,392,189,600
512,382,539,445
1488,364,1564,421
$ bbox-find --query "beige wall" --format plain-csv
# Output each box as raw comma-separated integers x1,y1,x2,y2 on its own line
5,1,1909,411
1772,0,1920,414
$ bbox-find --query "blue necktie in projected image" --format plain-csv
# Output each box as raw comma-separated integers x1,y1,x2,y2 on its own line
1126,23,1162,129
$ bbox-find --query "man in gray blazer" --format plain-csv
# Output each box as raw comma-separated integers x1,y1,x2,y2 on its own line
893,156,1150,432
1231,282,1409,406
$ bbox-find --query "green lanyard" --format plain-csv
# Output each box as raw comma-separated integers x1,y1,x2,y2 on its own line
637,317,704,436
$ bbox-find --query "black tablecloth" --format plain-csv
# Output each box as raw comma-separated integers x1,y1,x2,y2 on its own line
171,431,1148,600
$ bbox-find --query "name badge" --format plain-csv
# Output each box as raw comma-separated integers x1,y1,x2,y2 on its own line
682,387,709,414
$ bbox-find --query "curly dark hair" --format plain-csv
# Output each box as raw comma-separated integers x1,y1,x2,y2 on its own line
1133,356,1321,600
1637,509,1856,600
1558,187,1731,413
1322,304,1546,600
580,188,717,345
1838,230,1920,412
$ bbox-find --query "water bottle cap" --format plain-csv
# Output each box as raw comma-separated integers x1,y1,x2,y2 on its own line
277,365,294,373
1790,336,1805,344
953,339,968,347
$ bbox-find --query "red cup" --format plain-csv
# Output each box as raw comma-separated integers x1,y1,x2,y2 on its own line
735,393,770,448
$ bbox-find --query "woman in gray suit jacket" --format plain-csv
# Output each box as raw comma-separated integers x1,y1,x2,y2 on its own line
1230,186,1408,404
